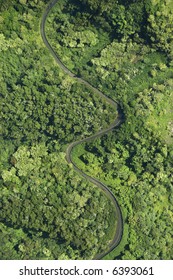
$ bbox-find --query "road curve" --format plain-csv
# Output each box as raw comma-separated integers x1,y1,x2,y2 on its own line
41,0,124,260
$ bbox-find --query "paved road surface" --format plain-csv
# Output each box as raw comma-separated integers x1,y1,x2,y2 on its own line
40,0,124,260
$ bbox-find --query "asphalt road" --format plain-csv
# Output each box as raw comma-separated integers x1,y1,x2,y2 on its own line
40,0,124,260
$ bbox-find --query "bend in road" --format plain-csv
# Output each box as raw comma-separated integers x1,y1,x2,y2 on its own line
41,0,124,260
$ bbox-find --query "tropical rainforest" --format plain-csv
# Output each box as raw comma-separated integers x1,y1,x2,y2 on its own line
0,0,173,260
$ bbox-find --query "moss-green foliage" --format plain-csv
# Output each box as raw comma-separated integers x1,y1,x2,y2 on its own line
46,0,147,85
0,143,116,259
0,0,173,260
0,13,115,144
53,0,173,260
0,0,117,260
145,0,173,52
71,38,173,259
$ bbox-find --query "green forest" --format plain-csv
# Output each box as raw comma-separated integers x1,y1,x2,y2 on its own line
0,0,173,260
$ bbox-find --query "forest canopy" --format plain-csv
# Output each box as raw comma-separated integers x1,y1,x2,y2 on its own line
0,0,173,260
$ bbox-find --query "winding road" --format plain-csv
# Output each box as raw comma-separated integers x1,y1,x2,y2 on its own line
41,0,124,260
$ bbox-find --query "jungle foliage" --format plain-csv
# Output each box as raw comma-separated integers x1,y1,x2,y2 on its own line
0,0,173,259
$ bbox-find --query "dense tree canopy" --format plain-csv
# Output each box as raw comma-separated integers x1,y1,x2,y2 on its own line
0,0,173,260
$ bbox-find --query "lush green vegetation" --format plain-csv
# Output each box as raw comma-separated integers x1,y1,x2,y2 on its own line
0,0,173,259
0,0,117,260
